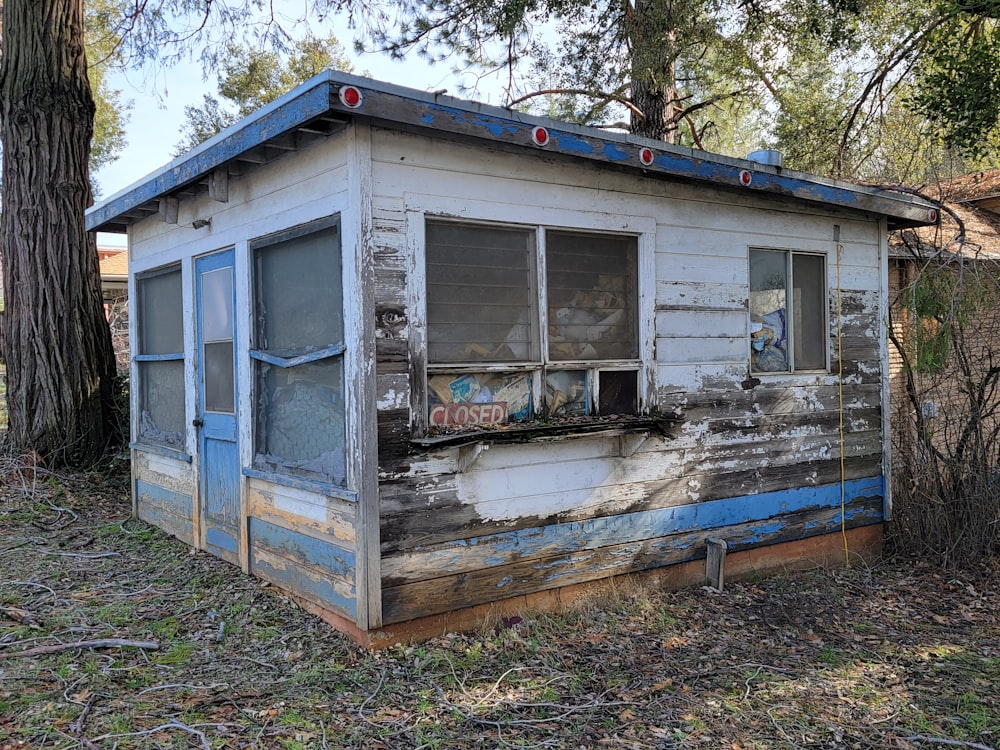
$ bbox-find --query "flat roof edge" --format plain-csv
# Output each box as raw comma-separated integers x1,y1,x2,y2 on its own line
87,70,939,233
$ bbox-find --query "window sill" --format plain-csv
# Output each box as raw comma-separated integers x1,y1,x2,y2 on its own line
129,442,193,463
410,415,680,453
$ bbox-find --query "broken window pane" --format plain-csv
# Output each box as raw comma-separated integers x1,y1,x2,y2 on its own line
426,222,534,363
138,360,185,447
546,232,638,361
599,370,638,415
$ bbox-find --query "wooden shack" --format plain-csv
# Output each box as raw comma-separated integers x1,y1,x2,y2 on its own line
86,71,938,645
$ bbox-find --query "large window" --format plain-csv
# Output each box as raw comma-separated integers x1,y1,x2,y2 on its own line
425,220,639,430
251,217,346,484
135,265,185,448
749,248,827,373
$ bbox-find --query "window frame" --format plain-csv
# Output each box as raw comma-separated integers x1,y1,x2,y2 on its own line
133,262,187,453
748,247,830,374
412,210,655,436
248,215,348,486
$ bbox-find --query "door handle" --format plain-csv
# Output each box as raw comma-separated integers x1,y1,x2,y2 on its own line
192,418,204,428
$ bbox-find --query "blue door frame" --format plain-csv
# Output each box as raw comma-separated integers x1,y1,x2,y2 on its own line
195,249,241,565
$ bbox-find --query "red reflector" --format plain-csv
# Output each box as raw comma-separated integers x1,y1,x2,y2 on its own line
639,147,655,166
739,169,753,186
531,126,549,146
928,208,939,223
340,86,363,108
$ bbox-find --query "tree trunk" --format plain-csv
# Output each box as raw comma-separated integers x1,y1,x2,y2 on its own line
0,0,118,466
629,0,682,142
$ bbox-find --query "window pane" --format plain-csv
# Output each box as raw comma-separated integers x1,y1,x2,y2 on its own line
426,222,534,363
599,370,638,415
138,268,183,355
793,254,826,370
201,267,233,342
257,358,346,484
255,224,342,354
749,249,789,373
139,360,185,447
427,372,532,426
204,341,235,413
547,232,637,361
546,370,589,416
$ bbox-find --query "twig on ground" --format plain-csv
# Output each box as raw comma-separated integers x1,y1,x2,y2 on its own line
357,667,386,722
42,550,120,559
4,580,58,597
89,720,217,750
903,737,997,750
136,682,229,695
68,692,97,738
0,638,159,659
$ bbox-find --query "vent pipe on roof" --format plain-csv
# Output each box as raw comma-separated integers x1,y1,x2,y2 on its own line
746,149,784,168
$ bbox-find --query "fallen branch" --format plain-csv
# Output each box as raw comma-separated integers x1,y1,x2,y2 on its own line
904,736,997,750
0,638,159,659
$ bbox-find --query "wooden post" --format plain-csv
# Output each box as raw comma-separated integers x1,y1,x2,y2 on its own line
706,537,728,591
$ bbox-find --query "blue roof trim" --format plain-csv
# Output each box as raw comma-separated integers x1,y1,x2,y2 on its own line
87,69,938,233
86,74,337,232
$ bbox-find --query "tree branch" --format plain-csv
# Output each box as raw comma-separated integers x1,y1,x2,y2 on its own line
0,638,159,659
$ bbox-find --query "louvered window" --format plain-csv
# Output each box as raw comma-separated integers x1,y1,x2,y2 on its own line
425,220,639,430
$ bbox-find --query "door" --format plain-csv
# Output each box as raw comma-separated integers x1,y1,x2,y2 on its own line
195,249,241,565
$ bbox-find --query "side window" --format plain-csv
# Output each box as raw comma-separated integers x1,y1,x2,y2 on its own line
250,217,346,484
425,220,640,432
749,248,827,373
135,266,185,448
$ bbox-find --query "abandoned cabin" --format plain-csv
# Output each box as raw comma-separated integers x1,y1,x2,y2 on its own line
86,71,939,645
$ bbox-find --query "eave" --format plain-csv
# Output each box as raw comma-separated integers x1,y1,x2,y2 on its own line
87,71,939,234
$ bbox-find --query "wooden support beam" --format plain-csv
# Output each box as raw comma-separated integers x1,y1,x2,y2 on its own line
208,168,229,203
158,197,178,224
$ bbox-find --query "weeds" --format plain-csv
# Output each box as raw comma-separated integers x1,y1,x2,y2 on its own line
2,472,999,748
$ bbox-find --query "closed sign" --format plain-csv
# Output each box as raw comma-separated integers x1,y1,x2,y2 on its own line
430,402,508,427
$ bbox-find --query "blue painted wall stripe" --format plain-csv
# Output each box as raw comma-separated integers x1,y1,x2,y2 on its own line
248,517,356,579
136,503,194,547
251,552,357,619
135,480,193,518
207,527,238,553
411,476,884,565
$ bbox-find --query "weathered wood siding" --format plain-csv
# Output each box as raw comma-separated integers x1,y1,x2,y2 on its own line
370,129,887,625
129,132,363,622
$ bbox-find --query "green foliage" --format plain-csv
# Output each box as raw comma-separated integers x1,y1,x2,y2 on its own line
86,0,133,176
174,34,353,154
910,12,1000,156
908,271,957,374
371,0,876,146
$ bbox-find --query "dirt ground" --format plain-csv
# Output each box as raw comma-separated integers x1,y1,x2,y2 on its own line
1,460,999,749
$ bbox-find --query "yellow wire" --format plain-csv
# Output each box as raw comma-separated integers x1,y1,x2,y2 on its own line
836,241,850,566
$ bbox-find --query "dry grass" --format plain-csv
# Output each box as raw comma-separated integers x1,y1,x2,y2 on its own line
1,462,999,749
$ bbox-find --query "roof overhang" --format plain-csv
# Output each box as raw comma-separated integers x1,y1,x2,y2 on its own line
87,71,940,234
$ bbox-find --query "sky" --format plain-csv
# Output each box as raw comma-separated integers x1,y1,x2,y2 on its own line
92,6,506,214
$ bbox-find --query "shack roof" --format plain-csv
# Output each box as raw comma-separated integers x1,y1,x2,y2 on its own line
87,70,939,234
